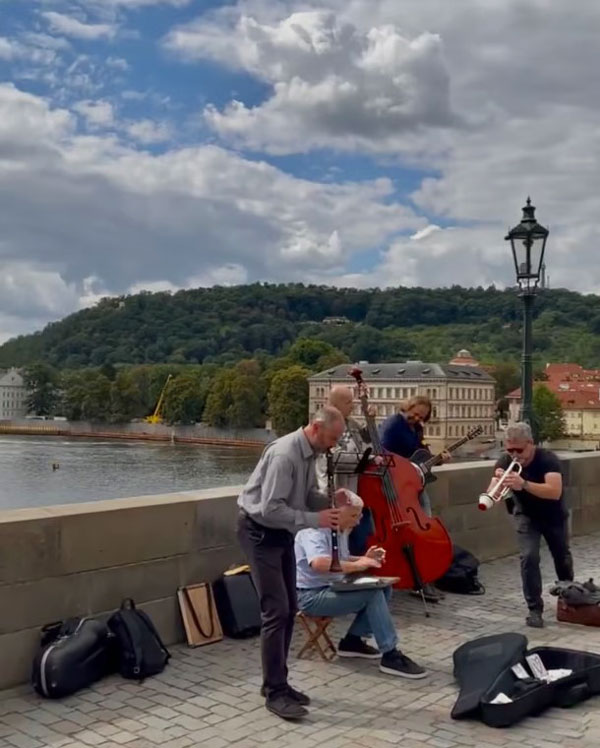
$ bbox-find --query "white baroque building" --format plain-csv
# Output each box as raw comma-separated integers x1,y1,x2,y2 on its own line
308,350,496,454
0,368,29,420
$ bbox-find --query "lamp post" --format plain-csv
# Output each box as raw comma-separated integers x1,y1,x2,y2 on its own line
505,197,549,439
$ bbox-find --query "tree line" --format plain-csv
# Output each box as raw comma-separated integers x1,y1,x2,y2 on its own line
4,283,600,372
23,338,349,435
23,336,566,440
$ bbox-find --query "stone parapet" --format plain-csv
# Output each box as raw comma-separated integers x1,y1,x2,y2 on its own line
1,453,599,690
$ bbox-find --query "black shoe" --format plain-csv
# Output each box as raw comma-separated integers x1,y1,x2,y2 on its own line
260,685,310,706
287,685,310,706
379,650,428,679
410,584,441,603
338,634,380,659
265,693,308,720
526,611,544,628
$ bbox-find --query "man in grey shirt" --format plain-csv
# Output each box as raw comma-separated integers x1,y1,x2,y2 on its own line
237,405,347,720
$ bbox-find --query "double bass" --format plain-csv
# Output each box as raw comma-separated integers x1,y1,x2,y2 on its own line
349,367,477,599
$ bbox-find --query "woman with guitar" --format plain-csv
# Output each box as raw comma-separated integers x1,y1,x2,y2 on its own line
380,396,450,513
380,395,449,602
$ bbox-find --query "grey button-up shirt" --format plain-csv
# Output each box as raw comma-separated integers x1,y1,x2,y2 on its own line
238,428,330,533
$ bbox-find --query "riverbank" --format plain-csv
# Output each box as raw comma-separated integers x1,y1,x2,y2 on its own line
0,419,272,448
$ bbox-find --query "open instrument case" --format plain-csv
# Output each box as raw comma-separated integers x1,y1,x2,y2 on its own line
451,633,600,727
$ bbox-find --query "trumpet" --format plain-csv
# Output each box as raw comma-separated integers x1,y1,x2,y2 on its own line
478,459,522,511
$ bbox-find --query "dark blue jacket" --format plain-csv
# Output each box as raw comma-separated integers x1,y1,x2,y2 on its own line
380,413,428,458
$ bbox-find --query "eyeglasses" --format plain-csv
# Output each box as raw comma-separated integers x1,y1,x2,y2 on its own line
506,447,525,454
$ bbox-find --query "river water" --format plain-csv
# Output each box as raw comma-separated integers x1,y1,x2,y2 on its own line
0,435,262,510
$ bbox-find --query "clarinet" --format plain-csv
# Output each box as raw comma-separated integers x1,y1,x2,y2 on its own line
326,448,342,572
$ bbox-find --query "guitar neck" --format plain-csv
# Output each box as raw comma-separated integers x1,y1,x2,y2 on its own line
424,435,470,469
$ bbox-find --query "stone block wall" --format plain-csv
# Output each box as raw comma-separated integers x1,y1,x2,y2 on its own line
1,453,599,691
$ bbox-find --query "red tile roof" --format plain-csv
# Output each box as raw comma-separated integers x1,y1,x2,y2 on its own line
507,382,600,410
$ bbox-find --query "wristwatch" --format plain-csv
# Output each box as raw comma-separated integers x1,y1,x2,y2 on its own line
522,479,528,491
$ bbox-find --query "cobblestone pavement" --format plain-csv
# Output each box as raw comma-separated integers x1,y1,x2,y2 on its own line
2,533,600,748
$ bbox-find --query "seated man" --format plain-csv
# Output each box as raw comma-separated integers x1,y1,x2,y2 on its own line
295,495,428,679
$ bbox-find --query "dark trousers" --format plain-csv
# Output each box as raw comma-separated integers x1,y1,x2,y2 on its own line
236,511,297,698
514,512,574,612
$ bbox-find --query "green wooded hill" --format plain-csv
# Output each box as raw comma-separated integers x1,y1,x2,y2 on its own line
2,283,600,370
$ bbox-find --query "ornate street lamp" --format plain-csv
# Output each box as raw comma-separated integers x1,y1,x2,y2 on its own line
505,197,549,438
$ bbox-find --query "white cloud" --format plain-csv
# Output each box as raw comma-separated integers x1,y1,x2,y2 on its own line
127,264,248,294
42,11,117,41
20,32,71,52
4,1,600,343
74,99,115,128
0,37,18,60
0,35,60,66
99,0,191,6
106,56,129,71
336,224,513,290
126,119,171,144
161,1,600,294
167,10,460,155
0,83,422,340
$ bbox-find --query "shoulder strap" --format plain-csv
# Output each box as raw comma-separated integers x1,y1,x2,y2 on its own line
120,610,145,676
182,584,215,639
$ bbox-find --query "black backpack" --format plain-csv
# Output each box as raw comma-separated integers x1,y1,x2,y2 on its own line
436,545,485,595
107,599,170,680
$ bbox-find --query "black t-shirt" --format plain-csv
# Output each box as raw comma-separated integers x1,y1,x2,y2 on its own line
495,448,566,522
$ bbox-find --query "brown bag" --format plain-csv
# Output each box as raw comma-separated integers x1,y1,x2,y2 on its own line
557,599,600,627
177,583,223,646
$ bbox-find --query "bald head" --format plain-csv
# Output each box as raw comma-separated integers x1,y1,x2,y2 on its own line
328,385,354,418
304,405,345,453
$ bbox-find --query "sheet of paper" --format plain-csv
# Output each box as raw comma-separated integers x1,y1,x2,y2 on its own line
526,654,549,681
511,663,530,680
490,692,513,704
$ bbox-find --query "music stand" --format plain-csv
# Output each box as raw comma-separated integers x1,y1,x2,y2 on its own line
331,450,395,477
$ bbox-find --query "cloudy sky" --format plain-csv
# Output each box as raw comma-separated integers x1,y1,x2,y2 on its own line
0,0,598,343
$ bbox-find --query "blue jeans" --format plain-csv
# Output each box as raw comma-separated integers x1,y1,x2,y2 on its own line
419,488,432,517
296,585,397,654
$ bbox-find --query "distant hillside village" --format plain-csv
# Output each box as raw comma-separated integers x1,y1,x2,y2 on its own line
508,363,600,441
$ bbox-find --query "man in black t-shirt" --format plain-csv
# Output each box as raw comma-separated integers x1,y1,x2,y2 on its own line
488,421,574,628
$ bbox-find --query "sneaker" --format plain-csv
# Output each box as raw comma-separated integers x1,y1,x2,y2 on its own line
379,650,428,679
260,685,310,706
526,611,544,628
338,634,380,659
265,693,308,720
